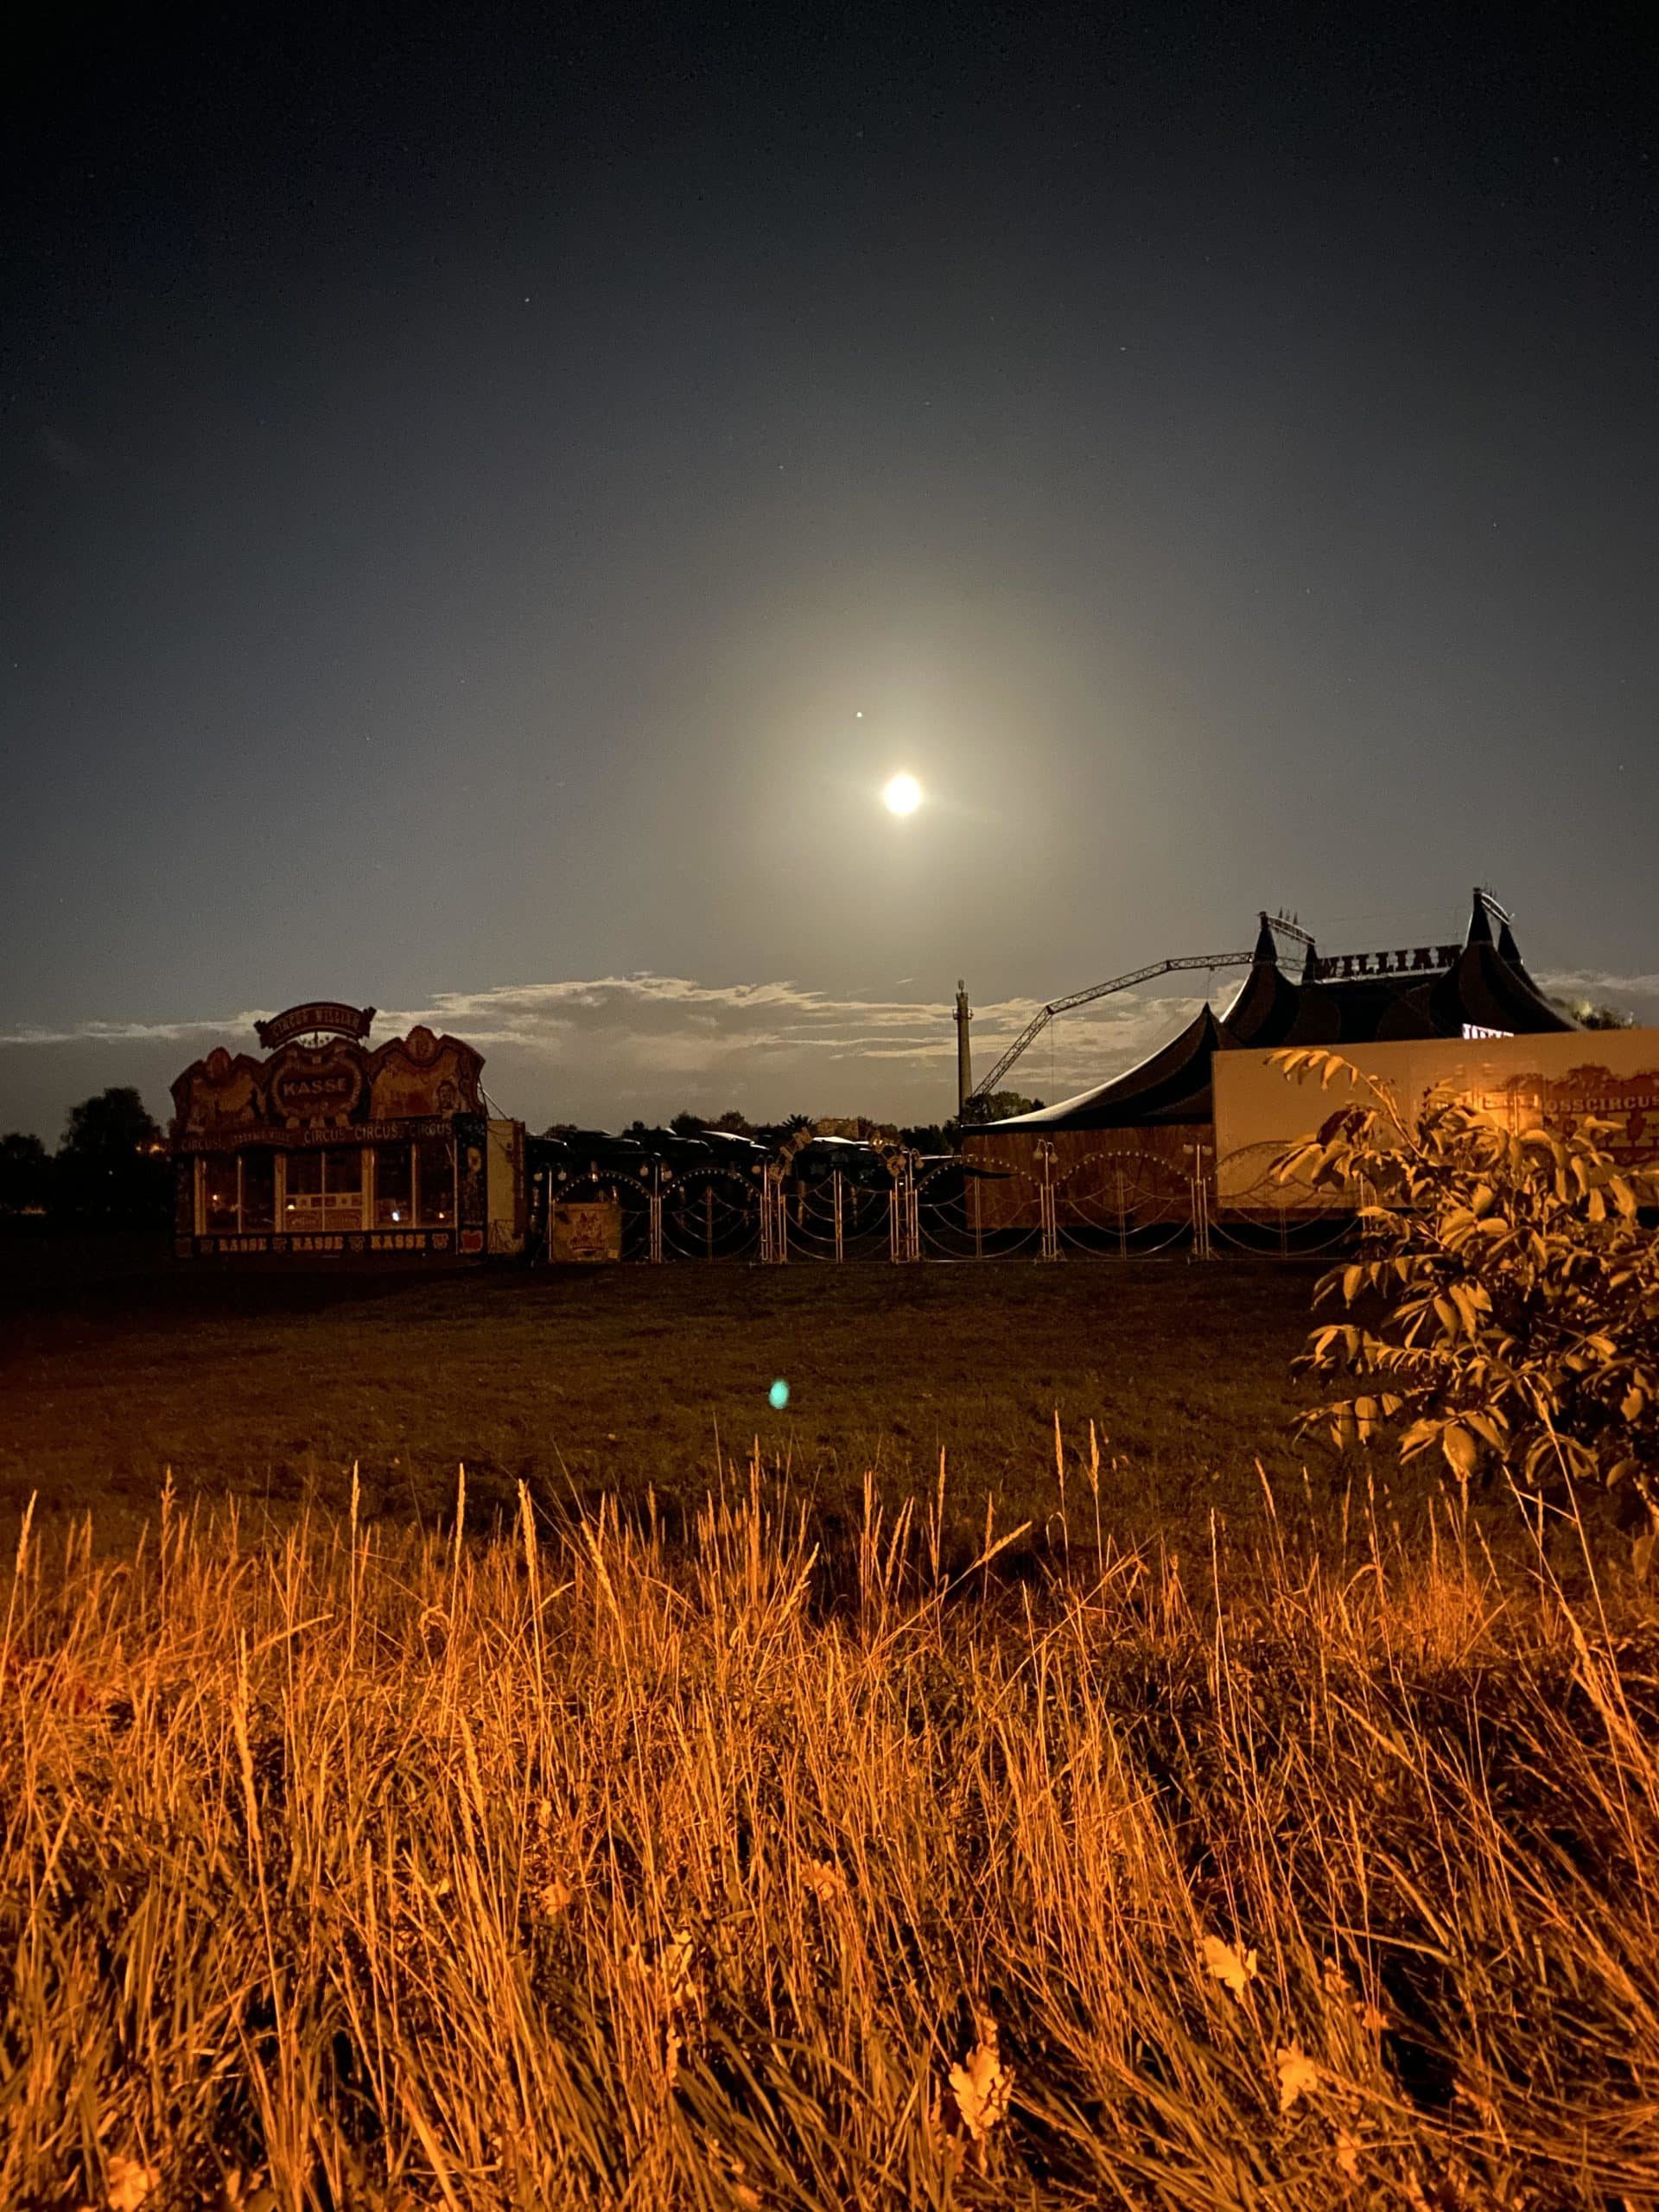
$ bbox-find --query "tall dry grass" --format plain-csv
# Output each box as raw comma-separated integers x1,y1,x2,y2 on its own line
3,1450,1658,2209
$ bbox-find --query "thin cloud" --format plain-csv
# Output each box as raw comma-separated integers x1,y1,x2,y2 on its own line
0,1014,243,1048
1536,969,1659,1002
372,975,1196,1088
0,973,1199,1103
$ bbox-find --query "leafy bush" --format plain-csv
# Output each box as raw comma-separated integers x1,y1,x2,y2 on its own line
1274,1048,1659,1510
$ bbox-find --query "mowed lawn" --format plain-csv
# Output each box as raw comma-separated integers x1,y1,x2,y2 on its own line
1,1239,1330,1538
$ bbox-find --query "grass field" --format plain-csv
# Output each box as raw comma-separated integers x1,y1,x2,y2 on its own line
4,1240,1656,2207
2,1242,1328,1544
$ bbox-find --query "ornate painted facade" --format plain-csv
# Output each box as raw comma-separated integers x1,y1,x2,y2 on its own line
169,1003,523,1259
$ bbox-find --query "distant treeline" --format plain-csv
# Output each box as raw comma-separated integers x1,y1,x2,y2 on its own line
544,1091,1046,1158
0,1087,1058,1232
0,1088,171,1229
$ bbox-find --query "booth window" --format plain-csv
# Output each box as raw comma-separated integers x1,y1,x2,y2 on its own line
242,1147,276,1230
324,1146,360,1191
283,1147,365,1228
374,1142,414,1226
285,1151,322,1217
322,1146,362,1224
201,1154,238,1233
194,1135,461,1236
416,1135,454,1224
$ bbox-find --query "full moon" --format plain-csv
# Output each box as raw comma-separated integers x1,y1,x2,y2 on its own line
881,772,923,817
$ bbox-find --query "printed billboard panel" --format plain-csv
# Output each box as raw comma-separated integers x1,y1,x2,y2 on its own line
486,1117,526,1255
1213,1029,1659,1211
549,1198,623,1262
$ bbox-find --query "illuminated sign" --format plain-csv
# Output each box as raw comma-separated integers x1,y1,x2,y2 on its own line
255,1001,376,1049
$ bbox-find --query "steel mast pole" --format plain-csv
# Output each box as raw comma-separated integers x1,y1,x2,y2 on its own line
954,979,973,1119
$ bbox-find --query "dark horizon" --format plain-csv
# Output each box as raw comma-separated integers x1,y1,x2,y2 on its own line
5,2,1656,1143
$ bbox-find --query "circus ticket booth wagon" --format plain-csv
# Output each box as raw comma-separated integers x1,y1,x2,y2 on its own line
170,1001,525,1260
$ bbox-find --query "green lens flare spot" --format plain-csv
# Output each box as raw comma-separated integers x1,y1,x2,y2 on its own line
768,1378,791,1410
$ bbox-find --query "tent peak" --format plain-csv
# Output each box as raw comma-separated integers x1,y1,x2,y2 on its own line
1465,888,1495,947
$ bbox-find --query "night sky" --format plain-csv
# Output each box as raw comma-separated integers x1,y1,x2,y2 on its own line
4,3,1656,1140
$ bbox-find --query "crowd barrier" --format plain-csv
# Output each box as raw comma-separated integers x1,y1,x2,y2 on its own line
535,1140,1360,1264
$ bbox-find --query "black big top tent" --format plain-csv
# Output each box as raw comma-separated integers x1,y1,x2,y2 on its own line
979,893,1574,1135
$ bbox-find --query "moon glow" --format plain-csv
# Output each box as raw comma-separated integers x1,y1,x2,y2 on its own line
881,772,923,817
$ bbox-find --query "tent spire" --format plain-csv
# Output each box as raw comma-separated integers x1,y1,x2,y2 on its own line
1252,912,1279,966
1465,888,1495,948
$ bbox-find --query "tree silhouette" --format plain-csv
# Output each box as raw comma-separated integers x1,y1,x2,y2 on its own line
669,1109,759,1139
960,1090,1046,1126
55,1088,169,1228
0,1133,52,1216
899,1122,957,1154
